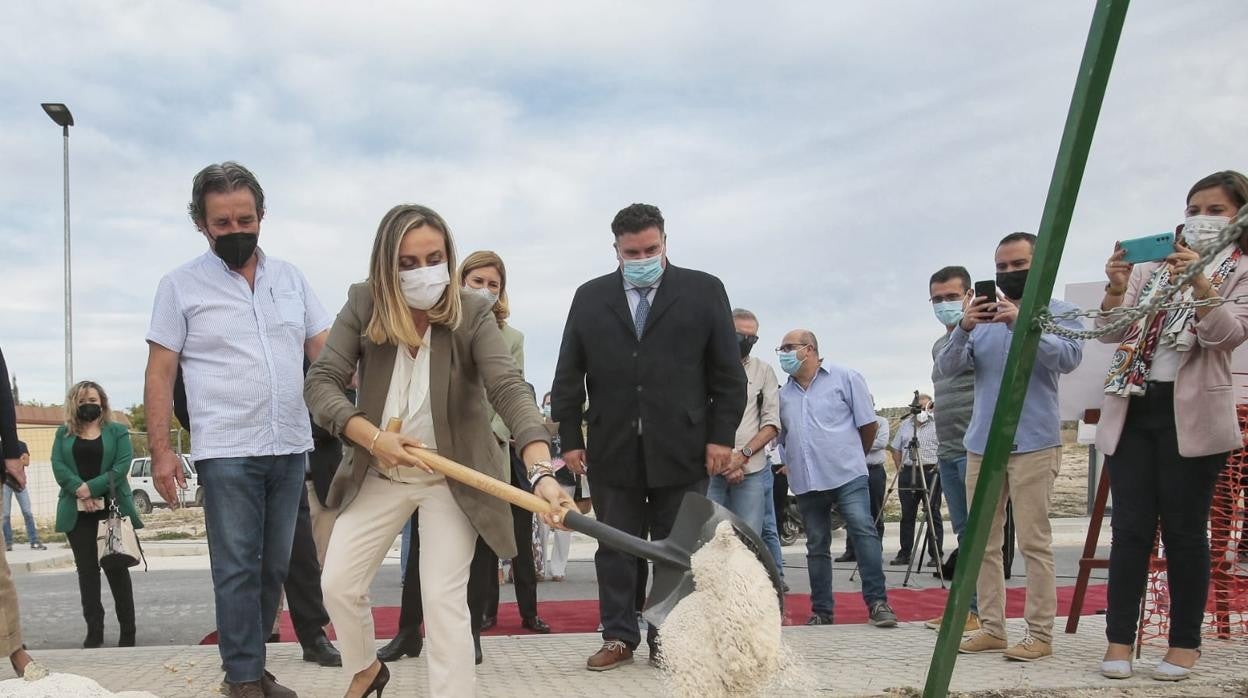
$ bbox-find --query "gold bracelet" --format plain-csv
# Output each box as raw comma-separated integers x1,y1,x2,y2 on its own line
527,460,555,481
368,429,382,455
1104,283,1126,297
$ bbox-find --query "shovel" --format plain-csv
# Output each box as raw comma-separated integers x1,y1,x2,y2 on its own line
382,419,785,627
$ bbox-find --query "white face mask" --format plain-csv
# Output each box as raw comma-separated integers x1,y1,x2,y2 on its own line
916,409,932,424
399,263,450,310
463,285,500,306
1182,215,1232,252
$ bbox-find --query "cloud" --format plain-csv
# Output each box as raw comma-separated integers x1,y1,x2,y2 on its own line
3,0,1248,413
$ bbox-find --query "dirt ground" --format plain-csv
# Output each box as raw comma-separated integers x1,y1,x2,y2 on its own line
883,681,1248,697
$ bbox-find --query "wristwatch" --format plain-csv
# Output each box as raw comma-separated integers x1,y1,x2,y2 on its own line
741,446,755,458
527,459,555,486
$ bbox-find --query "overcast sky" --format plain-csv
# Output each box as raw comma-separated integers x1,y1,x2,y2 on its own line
3,1,1247,413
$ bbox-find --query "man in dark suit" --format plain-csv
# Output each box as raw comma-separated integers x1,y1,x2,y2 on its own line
551,203,746,671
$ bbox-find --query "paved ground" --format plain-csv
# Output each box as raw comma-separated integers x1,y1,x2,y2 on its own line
9,521,1111,649
11,616,1248,697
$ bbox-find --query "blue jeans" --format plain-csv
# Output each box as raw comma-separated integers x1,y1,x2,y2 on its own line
2,485,40,546
796,475,887,616
707,466,770,537
198,454,306,683
761,470,785,582
937,454,977,614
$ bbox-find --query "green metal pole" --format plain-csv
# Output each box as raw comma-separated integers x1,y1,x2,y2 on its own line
922,2,1129,696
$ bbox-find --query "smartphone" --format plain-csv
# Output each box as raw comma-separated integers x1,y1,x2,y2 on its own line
973,280,997,304
1119,232,1175,264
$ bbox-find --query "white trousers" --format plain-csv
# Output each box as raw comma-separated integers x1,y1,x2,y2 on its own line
548,484,576,577
322,470,478,697
306,481,337,567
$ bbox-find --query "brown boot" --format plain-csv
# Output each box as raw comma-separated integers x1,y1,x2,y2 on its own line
261,671,298,697
586,640,634,672
223,681,265,698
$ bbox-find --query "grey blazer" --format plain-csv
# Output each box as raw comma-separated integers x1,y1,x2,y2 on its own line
304,283,549,559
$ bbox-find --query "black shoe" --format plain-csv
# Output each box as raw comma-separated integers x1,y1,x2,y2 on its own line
376,627,423,662
84,624,104,649
806,613,834,626
363,662,389,697
521,616,551,634
782,581,791,593
889,554,911,566
925,558,938,568
474,635,483,665
302,635,342,667
266,631,281,643
648,643,662,668
260,671,297,698
119,628,136,648
480,615,497,631
834,551,856,563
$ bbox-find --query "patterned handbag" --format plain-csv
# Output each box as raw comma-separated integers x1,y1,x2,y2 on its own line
96,472,145,571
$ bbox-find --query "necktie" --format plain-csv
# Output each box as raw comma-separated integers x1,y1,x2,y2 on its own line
634,287,651,339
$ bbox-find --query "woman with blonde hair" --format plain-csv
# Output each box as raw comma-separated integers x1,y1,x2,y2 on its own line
306,205,572,698
50,380,143,648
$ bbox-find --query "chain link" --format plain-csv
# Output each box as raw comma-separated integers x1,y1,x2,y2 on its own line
1034,205,1248,340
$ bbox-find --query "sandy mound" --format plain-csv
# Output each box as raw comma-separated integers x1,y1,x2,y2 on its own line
658,520,810,697
0,672,160,698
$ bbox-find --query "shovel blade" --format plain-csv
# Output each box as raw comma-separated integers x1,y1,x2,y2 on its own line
642,493,785,628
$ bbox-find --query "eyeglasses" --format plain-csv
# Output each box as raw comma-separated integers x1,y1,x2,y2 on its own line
775,343,808,353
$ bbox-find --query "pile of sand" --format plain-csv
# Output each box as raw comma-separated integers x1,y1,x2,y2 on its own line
0,672,160,697
658,520,810,697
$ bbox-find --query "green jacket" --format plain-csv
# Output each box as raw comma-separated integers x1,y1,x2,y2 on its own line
51,421,144,533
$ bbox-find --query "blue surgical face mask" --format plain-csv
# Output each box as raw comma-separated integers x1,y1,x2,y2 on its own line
778,351,802,375
933,300,964,327
621,254,665,287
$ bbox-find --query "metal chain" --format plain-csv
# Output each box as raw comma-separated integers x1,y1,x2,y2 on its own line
1035,205,1248,340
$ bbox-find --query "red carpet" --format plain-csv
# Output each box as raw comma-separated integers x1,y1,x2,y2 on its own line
200,584,1108,644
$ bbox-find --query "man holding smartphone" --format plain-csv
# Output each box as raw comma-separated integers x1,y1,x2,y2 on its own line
934,232,1084,662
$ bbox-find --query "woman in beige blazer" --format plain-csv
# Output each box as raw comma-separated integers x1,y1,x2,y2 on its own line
305,204,572,698
1096,171,1248,681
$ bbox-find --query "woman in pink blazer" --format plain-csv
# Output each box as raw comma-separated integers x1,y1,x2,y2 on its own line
1096,171,1248,681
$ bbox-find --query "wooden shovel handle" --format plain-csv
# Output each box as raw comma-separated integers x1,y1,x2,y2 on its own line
384,419,556,516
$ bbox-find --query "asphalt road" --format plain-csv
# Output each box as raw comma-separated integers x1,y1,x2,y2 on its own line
13,543,1109,650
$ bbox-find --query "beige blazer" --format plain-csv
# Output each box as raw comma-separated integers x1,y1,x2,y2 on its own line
304,284,549,559
1096,260,1248,458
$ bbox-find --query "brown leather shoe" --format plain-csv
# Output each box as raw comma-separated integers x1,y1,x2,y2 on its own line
261,671,298,697
586,640,634,672
223,681,265,698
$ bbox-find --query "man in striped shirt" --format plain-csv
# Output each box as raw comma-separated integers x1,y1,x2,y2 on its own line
143,162,331,698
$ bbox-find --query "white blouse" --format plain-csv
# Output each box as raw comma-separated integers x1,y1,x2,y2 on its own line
379,327,439,452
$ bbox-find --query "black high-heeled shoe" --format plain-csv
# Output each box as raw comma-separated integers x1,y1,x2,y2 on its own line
363,661,389,698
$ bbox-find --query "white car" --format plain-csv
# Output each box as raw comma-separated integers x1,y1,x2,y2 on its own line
128,455,202,513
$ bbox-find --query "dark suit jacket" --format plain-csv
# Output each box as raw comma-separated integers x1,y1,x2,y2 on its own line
304,285,550,560
551,264,746,489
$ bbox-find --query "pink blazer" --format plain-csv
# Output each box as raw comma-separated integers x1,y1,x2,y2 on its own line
1096,260,1248,458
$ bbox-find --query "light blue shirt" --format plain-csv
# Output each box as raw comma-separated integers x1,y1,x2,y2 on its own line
146,250,332,462
933,299,1084,456
778,363,877,495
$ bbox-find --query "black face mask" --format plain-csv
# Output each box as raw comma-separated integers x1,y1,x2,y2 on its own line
995,269,1029,300
76,403,103,423
213,232,259,269
737,332,759,358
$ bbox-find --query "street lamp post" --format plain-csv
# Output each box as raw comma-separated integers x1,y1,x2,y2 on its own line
41,103,74,396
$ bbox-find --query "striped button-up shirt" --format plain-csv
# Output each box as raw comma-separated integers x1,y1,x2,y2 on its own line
146,250,332,462
891,415,939,467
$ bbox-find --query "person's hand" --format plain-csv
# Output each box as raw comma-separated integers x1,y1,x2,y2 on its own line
533,477,577,529
993,295,1019,330
1105,244,1132,290
563,449,586,476
4,459,26,490
725,467,745,485
729,450,748,472
82,498,102,513
705,444,732,476
777,465,789,477
75,483,92,500
152,449,185,509
959,295,996,332
1166,241,1213,297
372,432,435,473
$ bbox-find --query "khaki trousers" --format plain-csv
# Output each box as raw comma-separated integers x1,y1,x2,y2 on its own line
306,482,337,567
966,447,1061,644
0,545,21,656
322,469,478,697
